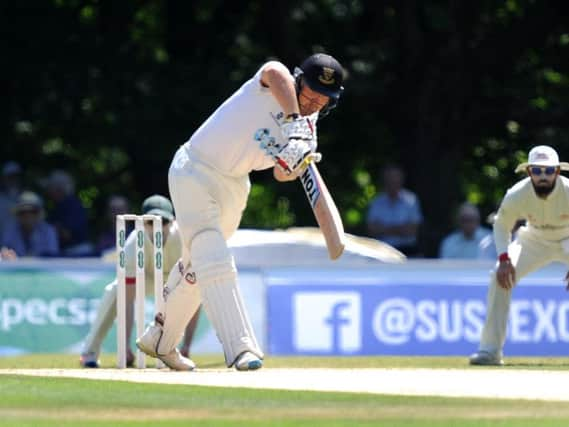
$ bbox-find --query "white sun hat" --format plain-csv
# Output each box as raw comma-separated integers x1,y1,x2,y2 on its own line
515,145,569,173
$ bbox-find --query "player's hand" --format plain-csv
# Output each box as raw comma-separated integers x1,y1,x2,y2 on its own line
496,260,516,290
291,151,322,177
280,114,314,143
274,139,321,176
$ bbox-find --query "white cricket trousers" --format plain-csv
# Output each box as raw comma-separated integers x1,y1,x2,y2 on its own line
167,145,263,364
168,145,250,260
479,227,569,356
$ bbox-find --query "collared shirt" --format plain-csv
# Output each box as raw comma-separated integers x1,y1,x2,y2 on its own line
1,220,59,257
494,176,569,254
48,194,89,249
0,190,20,237
366,189,423,249
439,227,491,259
184,62,319,177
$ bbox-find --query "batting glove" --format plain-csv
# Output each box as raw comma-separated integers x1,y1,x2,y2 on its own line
275,139,323,175
280,114,314,143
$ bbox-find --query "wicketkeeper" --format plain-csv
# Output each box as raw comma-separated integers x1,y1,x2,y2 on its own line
80,194,201,369
470,145,569,365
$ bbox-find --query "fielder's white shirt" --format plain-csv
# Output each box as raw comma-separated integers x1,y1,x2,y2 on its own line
183,62,318,177
124,221,182,287
494,176,569,254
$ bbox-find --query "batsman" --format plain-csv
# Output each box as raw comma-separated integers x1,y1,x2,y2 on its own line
80,195,200,369
137,53,346,370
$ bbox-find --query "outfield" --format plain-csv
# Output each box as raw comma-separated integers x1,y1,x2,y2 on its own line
1,355,569,426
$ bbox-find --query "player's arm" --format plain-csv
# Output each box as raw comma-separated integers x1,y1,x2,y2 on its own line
493,197,519,290
493,198,518,256
261,62,321,180
273,166,295,182
261,61,300,117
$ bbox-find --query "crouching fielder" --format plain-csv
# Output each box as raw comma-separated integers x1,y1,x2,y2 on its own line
137,53,346,370
470,146,569,366
80,195,200,369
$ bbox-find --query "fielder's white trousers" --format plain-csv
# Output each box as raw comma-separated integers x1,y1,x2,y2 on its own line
479,227,569,356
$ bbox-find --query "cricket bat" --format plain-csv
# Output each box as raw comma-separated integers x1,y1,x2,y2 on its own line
299,162,346,260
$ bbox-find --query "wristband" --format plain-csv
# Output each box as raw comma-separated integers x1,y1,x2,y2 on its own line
498,252,510,262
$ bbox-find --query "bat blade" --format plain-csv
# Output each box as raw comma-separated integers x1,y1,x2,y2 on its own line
299,163,345,259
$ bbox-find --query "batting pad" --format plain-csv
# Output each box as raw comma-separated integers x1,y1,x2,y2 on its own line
162,258,184,301
191,229,263,366
83,281,134,355
156,262,201,355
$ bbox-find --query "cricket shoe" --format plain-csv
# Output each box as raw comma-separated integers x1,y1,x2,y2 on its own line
79,352,100,368
234,351,263,371
469,351,504,366
136,322,196,371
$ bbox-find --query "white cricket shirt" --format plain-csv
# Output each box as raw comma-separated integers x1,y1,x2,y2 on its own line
493,176,569,254
183,62,318,176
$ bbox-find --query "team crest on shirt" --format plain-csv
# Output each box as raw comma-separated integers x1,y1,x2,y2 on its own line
255,127,282,155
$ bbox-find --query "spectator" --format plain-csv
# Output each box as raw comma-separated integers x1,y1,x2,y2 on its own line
43,169,93,256
0,191,59,258
96,195,130,255
0,161,24,237
477,212,525,260
439,202,491,259
366,164,423,256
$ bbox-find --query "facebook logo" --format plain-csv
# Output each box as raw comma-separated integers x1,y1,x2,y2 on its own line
293,292,361,353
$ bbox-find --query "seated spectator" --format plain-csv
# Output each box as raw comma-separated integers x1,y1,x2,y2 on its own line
366,164,423,256
96,194,130,255
0,161,24,237
0,191,59,258
439,202,491,259
43,170,93,257
478,213,525,260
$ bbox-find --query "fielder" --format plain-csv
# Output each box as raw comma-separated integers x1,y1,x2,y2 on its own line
80,195,201,369
137,53,345,370
470,145,569,365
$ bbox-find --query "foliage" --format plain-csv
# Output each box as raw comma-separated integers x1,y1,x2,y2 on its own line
3,0,569,255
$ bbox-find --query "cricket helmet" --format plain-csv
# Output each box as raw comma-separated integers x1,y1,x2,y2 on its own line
294,53,345,116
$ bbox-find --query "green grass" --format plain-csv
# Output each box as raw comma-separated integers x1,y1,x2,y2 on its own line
1,354,569,426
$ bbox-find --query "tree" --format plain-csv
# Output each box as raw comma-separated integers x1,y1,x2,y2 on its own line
3,0,569,256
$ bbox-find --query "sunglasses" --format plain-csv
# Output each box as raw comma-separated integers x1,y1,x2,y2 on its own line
529,166,557,176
